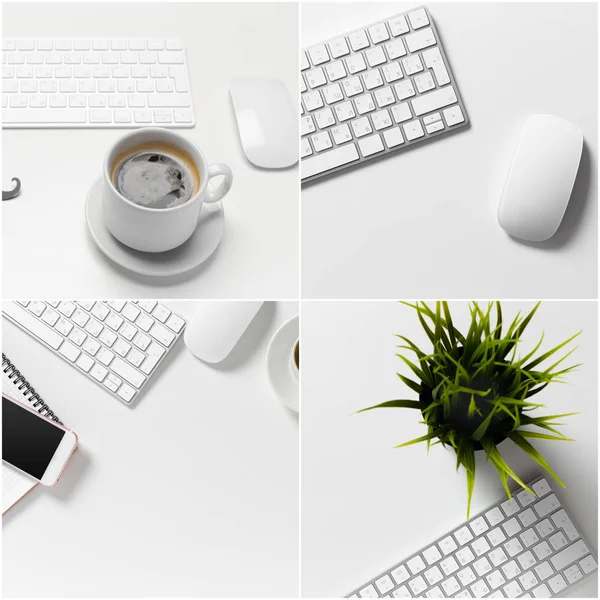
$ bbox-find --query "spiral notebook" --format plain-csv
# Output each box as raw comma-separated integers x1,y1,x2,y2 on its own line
2,352,63,514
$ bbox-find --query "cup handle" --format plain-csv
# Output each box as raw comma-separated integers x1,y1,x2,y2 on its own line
204,163,233,204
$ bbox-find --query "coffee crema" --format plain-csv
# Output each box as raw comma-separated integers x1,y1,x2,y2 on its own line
111,141,200,209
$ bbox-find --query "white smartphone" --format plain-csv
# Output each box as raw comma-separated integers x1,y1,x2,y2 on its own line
2,395,78,486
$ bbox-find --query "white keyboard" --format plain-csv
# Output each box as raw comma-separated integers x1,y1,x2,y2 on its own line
3,301,186,405
2,38,195,128
348,477,597,598
301,6,468,182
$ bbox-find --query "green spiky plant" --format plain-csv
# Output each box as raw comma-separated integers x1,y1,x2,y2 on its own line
359,301,581,517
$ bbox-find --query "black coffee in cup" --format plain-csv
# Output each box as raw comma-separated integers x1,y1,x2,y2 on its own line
111,141,200,209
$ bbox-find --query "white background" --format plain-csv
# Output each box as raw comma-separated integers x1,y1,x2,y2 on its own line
3,300,299,597
301,300,598,597
302,2,598,299
2,2,299,299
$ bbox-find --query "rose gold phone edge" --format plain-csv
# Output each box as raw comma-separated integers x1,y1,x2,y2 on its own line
3,393,78,486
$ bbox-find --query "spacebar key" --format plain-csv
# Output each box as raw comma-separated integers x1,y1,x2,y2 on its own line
3,302,64,350
3,109,87,124
301,144,360,179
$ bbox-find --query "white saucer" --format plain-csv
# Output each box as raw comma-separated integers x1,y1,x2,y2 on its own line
266,315,299,412
85,176,224,277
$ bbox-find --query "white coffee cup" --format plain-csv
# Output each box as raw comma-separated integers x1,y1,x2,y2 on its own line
290,338,299,380
102,127,233,253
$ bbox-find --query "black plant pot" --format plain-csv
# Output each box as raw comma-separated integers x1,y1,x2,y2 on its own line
419,375,517,452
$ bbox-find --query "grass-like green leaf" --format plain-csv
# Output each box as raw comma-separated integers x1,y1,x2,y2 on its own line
359,301,580,515
355,400,423,414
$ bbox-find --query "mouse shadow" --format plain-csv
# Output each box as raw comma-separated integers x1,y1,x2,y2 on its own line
284,405,299,427
227,97,299,173
2,449,92,527
201,301,277,372
506,141,593,251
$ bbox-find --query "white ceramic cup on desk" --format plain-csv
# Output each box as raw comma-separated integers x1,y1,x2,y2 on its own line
102,127,233,253
290,338,299,381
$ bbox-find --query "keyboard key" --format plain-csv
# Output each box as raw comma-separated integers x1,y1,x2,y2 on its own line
580,555,598,574
85,319,103,337
131,333,150,352
519,570,539,590
375,575,394,594
440,576,459,596
97,348,115,366
166,314,185,333
407,555,426,575
83,337,101,356
55,317,74,336
359,584,377,598
518,508,537,528
518,551,536,570
533,494,560,518
532,583,550,598
408,575,427,595
103,373,123,393
551,509,579,541
368,23,389,44
91,302,110,320
456,546,475,566
301,144,360,180
111,357,145,389
534,561,554,581
383,127,404,148
405,27,436,53
503,580,522,598
422,546,442,565
423,47,450,86
136,313,155,332
423,565,442,585
308,44,329,66
76,354,94,373
127,348,145,368
564,564,582,584
548,574,567,594
532,478,552,497
502,517,522,537
403,120,424,141
440,556,459,576
470,580,489,597
408,8,429,29
59,341,81,362
68,327,87,347
348,30,369,51
113,338,132,357
90,363,108,382
551,539,590,571
411,86,458,117
457,566,476,586
358,134,384,157
391,564,410,584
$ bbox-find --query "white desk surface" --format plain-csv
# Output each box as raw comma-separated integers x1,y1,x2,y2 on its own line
301,2,598,299
2,2,299,299
301,301,598,597
3,301,299,598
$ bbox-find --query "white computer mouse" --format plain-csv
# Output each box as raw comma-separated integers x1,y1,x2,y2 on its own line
497,114,583,242
184,301,264,363
230,76,298,169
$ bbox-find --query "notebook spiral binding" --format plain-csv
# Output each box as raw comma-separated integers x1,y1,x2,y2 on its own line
2,353,62,425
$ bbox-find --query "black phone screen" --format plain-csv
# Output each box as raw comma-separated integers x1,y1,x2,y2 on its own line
2,396,65,480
